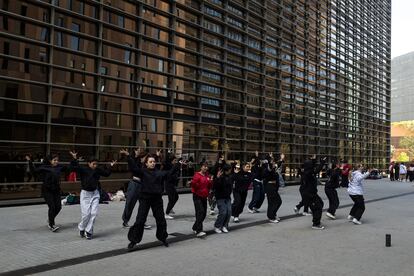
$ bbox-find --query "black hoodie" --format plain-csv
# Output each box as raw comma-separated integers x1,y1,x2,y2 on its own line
233,170,253,191
30,161,73,193
213,173,233,199
325,167,341,189
301,158,325,195
71,160,112,191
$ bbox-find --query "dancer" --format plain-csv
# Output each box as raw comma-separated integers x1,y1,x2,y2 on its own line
29,151,77,232
121,148,152,229
191,160,213,237
301,154,326,230
265,153,282,223
347,164,371,225
71,153,116,240
325,162,341,219
340,160,351,187
294,162,311,216
213,164,233,233
231,162,252,222
209,153,225,215
120,149,180,249
248,151,266,213
164,149,180,219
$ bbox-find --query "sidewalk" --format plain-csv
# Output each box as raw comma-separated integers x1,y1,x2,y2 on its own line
0,179,412,274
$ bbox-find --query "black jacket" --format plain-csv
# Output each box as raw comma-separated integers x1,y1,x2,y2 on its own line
71,160,111,191
30,161,73,193
127,156,179,195
233,171,253,191
213,174,233,199
325,168,341,189
301,159,325,195
251,159,266,181
163,153,180,189
264,164,280,193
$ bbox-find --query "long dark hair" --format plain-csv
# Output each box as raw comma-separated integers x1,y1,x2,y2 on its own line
44,154,59,165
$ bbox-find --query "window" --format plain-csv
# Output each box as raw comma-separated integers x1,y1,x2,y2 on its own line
70,23,80,50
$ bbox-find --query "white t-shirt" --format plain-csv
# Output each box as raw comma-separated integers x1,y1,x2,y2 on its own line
400,165,407,174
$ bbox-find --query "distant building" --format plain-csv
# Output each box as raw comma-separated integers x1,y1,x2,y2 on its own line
391,52,414,122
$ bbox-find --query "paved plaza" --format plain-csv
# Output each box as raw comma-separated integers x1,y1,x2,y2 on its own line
0,179,413,276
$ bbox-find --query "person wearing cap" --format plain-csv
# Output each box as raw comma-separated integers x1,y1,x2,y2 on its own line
191,160,213,237
213,164,233,233
231,162,252,222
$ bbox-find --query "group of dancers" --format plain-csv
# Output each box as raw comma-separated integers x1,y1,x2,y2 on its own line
29,148,373,250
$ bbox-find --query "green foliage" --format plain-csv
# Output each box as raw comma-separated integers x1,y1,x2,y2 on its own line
397,152,410,162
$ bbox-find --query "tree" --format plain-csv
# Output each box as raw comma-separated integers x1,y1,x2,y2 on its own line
397,152,410,162
400,136,414,159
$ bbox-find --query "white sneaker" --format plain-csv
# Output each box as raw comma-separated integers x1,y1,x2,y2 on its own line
247,208,255,213
165,214,174,220
347,215,354,221
326,212,336,220
222,227,229,233
302,212,312,216
253,208,260,213
294,207,299,214
210,210,216,215
233,217,240,223
196,231,206,237
214,227,222,234
352,218,362,225
144,224,152,229
269,219,280,223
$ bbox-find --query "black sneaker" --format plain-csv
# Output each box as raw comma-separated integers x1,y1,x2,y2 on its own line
85,232,93,240
162,240,169,247
122,222,130,228
79,230,85,238
49,225,60,232
127,242,137,251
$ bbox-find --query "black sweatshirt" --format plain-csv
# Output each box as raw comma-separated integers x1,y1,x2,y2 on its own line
163,153,180,188
213,174,233,200
301,159,325,195
127,156,179,194
71,160,111,191
264,164,280,193
30,161,73,193
233,171,253,191
325,168,341,189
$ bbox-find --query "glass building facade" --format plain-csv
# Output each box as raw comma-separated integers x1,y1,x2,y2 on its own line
0,0,390,198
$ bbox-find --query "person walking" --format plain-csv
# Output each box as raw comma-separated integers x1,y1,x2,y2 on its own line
29,151,77,232
408,162,414,182
389,162,395,181
213,164,233,233
399,163,407,181
191,160,213,238
348,164,371,225
325,162,341,219
71,153,116,240
394,163,400,181
231,163,252,223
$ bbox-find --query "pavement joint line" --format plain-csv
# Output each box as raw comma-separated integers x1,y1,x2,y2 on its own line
1,190,414,276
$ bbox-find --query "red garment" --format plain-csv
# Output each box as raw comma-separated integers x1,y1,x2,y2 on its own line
342,164,351,176
67,172,77,182
191,171,213,198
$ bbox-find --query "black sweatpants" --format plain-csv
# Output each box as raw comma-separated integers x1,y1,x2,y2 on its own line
43,190,62,226
122,180,141,224
349,194,365,221
165,186,179,215
128,193,168,244
296,188,309,213
192,194,207,233
231,190,248,218
266,189,282,220
325,187,339,215
303,193,324,226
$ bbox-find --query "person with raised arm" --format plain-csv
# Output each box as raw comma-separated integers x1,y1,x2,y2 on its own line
265,153,283,223
231,162,252,223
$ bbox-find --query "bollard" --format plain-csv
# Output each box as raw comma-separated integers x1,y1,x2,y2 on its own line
385,234,391,247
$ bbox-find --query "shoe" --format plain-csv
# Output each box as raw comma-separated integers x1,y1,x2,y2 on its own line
85,232,93,240
247,208,255,213
352,218,362,225
79,230,85,238
302,212,312,216
347,215,354,221
169,210,175,215
233,217,240,223
127,242,137,251
222,227,229,233
165,214,174,220
326,212,336,220
162,240,169,247
49,225,59,232
253,208,260,213
144,224,152,230
196,231,207,238
193,230,197,234
209,210,216,215
294,207,299,214
214,227,222,234
269,219,280,223
312,224,325,230
122,222,130,228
